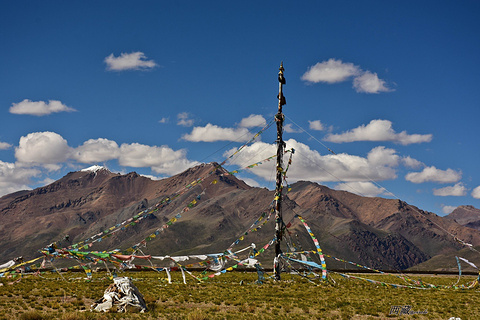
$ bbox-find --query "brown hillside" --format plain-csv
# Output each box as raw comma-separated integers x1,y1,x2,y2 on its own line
1,165,480,272
287,181,480,269
445,205,480,231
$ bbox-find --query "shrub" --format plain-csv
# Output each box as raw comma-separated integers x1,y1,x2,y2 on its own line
18,311,46,320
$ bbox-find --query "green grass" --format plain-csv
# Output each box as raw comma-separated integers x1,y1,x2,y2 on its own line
0,271,478,319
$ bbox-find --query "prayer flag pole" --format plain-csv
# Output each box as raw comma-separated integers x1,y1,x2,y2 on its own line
274,62,286,280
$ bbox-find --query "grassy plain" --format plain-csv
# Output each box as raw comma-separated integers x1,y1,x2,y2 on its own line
0,271,478,319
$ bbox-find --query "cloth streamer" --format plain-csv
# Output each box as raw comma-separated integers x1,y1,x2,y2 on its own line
0,260,15,271
295,215,327,280
458,256,478,269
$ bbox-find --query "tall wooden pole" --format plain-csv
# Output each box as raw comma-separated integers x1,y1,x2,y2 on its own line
274,62,286,281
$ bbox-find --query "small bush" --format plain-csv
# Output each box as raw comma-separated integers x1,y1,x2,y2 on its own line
18,311,46,320
186,309,209,320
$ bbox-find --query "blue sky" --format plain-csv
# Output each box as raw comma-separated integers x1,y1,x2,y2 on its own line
1,1,480,216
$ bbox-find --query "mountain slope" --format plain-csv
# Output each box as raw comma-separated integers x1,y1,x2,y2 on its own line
0,163,250,260
1,165,480,271
287,181,480,269
445,205,480,231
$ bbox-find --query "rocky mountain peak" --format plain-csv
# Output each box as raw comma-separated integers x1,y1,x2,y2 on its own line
445,205,480,230
80,165,110,174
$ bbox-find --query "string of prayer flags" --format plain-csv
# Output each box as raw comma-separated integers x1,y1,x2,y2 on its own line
295,215,327,280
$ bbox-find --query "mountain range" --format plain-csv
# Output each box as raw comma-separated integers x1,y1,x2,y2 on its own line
1,163,480,272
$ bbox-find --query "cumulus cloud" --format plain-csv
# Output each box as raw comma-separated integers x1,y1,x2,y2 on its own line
301,59,361,83
1,131,200,196
40,177,56,186
74,139,199,175
324,119,432,145
224,139,398,183
158,117,169,124
284,123,302,133
73,138,120,163
239,114,267,128
309,120,325,131
140,174,164,181
153,158,201,175
0,142,12,150
10,99,76,116
441,205,457,215
15,132,71,170
433,183,467,196
301,58,393,94
182,124,251,142
73,140,198,175
0,160,40,197
118,143,199,175
405,166,462,184
352,71,391,93
104,52,157,71
471,186,480,199
335,181,387,197
401,156,424,169
177,112,194,127
367,146,399,167
15,132,197,174
238,176,261,188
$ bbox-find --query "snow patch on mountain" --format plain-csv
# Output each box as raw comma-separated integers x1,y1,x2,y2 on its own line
81,165,108,173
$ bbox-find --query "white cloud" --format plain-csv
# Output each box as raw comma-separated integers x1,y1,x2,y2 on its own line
182,124,251,142
177,112,194,127
284,123,302,133
140,174,164,181
335,181,387,197
104,52,157,71
224,139,398,183
0,142,12,150
367,146,399,167
353,71,391,93
152,158,201,175
159,117,169,124
405,166,462,184
471,186,480,199
9,99,76,116
302,58,393,94
15,132,71,170
309,120,325,131
14,132,198,175
324,119,432,145
118,143,199,175
301,59,361,83
239,114,267,128
401,156,424,169
40,177,56,186
1,131,200,195
72,139,198,175
441,205,457,214
238,176,261,188
73,138,120,163
0,160,40,197
433,183,467,196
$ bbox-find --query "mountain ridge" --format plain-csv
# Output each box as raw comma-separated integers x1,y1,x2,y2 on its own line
1,163,479,271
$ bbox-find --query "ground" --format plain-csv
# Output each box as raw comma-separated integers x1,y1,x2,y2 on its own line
0,271,477,319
